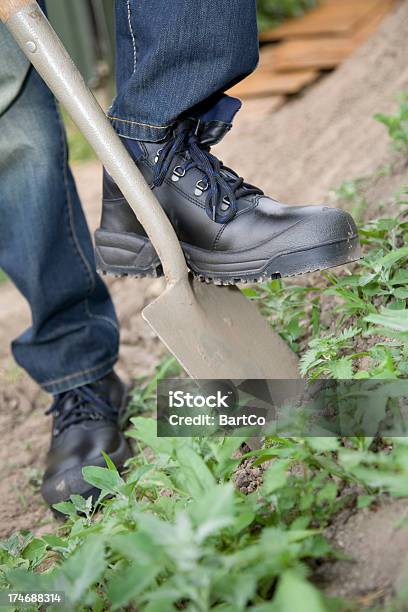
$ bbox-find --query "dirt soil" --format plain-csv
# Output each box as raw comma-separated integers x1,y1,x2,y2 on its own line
0,0,408,604
315,497,408,607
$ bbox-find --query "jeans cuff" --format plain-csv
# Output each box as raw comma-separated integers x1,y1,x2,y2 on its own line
40,355,118,395
108,113,172,142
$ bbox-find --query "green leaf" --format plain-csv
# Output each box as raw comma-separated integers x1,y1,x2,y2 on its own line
374,246,408,270
128,417,174,456
357,495,375,509
393,287,408,300
109,532,163,565
329,357,353,379
52,500,77,517
21,538,47,566
390,269,408,285
102,450,119,472
70,494,92,515
61,536,107,602
135,511,200,571
307,438,339,452
261,460,289,494
174,444,215,497
189,483,235,542
42,534,67,549
0,531,32,557
242,287,259,298
107,563,159,610
82,465,125,494
316,482,337,504
272,570,329,612
365,308,408,332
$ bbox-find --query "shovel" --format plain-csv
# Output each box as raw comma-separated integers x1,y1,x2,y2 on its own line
1,0,300,380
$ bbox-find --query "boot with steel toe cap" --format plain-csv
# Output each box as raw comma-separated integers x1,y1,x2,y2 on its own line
95,99,360,284
41,371,132,509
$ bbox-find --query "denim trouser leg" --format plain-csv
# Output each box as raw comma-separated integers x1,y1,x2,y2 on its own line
109,0,259,141
0,24,119,394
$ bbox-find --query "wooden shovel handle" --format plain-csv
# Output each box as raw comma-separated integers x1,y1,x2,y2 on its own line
0,0,33,22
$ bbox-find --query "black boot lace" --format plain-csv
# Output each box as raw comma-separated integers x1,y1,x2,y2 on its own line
152,121,263,223
46,385,118,437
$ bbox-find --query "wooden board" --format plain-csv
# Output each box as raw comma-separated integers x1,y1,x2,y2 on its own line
228,69,319,99
266,37,356,72
352,0,396,43
228,0,395,100
260,0,384,41
261,0,396,73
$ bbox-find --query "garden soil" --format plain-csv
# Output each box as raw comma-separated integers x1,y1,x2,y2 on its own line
0,1,407,604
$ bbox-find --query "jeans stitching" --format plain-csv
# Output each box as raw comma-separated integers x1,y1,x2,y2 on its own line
108,114,171,129
55,106,121,383
126,0,137,73
40,355,118,386
85,299,120,333
63,174,96,297
60,129,120,362
54,105,96,296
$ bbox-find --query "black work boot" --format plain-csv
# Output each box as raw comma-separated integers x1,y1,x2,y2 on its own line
41,371,132,509
95,118,360,284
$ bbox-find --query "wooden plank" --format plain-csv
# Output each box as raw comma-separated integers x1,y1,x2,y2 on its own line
260,0,396,73
227,69,319,99
260,0,385,41
228,0,396,100
352,0,396,44
266,37,356,72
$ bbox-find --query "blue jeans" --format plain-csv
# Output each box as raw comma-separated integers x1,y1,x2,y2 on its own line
109,0,259,141
0,1,258,393
0,24,119,394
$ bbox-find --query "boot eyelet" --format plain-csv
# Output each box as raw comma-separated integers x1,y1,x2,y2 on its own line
154,148,163,164
194,179,208,196
220,196,230,211
171,166,186,182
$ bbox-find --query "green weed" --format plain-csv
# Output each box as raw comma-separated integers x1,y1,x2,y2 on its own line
374,93,408,155
3,419,408,610
249,207,408,380
330,178,368,223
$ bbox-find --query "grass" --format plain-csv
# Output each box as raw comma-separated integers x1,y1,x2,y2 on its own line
0,100,407,611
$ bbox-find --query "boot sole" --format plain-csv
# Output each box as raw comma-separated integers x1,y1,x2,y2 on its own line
95,229,360,285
